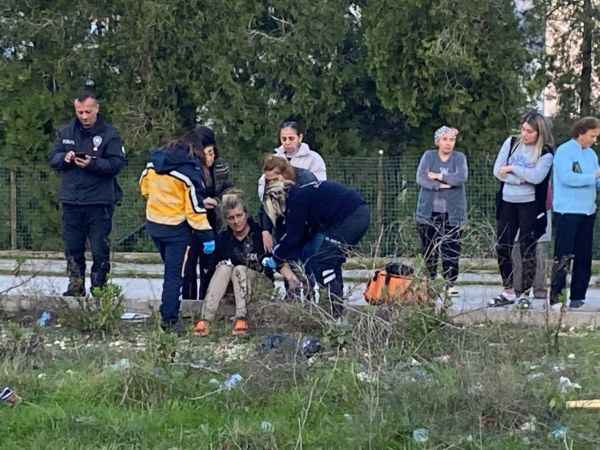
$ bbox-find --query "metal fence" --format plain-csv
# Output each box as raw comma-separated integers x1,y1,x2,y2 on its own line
2,151,597,257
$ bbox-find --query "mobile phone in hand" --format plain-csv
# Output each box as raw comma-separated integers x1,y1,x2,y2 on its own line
74,152,88,159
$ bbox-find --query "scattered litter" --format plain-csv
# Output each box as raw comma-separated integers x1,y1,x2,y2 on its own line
189,359,209,370
395,362,434,384
558,331,588,338
469,382,484,394
301,336,321,358
480,415,497,428
567,353,576,360
208,378,220,386
410,358,421,366
566,399,600,409
259,334,295,352
549,425,568,440
0,387,18,406
414,368,433,381
260,421,274,432
108,358,131,371
527,372,545,381
559,376,582,393
37,373,47,379
434,354,451,364
36,311,51,327
223,373,242,390
343,413,352,422
120,312,150,322
519,417,537,432
356,371,376,383
412,428,430,443
74,415,97,425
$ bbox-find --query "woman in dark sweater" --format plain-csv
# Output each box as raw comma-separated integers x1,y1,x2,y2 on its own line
182,126,233,300
415,126,468,296
193,193,273,337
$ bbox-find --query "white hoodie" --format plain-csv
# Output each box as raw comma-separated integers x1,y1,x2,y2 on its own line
258,143,327,199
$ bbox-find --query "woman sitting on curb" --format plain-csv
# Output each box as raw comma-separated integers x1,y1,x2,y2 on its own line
193,193,274,337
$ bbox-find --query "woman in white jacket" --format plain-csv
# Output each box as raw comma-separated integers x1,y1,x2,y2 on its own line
257,119,327,201
274,120,327,180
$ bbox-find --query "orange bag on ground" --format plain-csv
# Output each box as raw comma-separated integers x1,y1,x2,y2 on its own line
363,270,428,305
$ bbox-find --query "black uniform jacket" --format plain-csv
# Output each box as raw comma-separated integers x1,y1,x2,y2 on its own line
49,115,127,205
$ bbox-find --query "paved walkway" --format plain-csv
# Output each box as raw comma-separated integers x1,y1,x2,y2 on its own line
2,257,600,326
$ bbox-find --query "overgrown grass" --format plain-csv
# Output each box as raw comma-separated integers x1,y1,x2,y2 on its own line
2,301,600,449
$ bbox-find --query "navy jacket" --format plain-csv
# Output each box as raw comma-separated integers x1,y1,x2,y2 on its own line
49,116,127,205
274,181,366,260
258,167,318,236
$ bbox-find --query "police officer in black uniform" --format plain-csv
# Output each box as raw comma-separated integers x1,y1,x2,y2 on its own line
49,89,127,296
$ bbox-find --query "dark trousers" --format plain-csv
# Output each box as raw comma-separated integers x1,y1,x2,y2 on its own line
181,232,215,300
417,213,461,285
550,213,596,302
306,204,370,317
495,200,537,293
152,234,190,324
62,204,114,289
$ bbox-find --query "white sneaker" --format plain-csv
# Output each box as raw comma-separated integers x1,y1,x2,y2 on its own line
515,295,532,310
446,286,460,297
488,291,516,307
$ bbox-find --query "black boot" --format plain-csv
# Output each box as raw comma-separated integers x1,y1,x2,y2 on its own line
63,277,85,297
90,270,109,297
64,256,85,296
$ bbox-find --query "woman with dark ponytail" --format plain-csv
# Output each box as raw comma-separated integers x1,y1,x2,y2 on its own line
181,126,233,301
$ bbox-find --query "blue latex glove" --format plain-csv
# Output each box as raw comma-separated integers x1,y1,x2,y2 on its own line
202,240,215,255
262,256,277,269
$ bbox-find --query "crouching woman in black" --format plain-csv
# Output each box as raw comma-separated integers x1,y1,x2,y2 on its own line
263,180,370,317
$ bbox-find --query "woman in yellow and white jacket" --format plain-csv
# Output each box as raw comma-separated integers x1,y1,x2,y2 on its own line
139,130,214,332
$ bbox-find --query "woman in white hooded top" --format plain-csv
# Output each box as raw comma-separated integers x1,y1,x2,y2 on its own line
258,119,327,252
273,120,327,180
257,120,327,201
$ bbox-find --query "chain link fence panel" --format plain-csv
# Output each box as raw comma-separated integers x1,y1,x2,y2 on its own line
2,152,598,258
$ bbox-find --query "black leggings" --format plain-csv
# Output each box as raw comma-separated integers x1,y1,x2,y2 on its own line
495,200,537,293
181,232,216,300
417,213,461,285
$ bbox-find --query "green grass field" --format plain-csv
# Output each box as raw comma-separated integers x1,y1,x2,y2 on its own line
1,301,600,449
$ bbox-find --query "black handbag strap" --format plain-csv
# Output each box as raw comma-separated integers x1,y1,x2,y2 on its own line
499,136,520,190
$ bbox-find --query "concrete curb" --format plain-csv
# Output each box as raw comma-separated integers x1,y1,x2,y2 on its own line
3,294,599,328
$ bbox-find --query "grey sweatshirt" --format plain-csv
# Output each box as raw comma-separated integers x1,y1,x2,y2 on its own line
416,150,468,226
493,137,553,203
